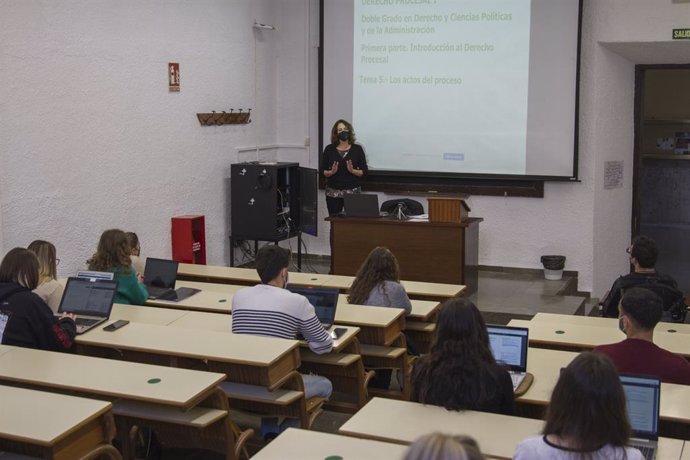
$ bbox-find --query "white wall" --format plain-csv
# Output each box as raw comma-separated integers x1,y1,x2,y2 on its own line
2,0,688,297
0,0,276,277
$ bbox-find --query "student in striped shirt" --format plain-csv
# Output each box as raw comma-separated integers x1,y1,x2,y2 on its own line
232,245,333,399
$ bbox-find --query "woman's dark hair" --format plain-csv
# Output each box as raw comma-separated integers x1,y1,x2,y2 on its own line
255,245,291,284
27,240,57,282
125,232,140,256
330,119,356,145
543,352,631,452
411,298,499,411
87,229,132,273
0,248,40,290
348,247,400,305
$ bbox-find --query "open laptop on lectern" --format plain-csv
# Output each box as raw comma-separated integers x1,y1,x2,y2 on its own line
343,193,382,217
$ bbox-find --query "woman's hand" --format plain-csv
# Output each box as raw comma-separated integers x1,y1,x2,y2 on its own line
346,159,363,177
324,160,339,177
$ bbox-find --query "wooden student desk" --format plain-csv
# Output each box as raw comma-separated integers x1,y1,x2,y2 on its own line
508,319,690,358
76,322,300,389
0,384,117,460
339,397,543,459
166,310,361,353
177,262,465,300
517,347,690,438
532,312,690,335
0,345,225,409
251,428,407,460
339,397,685,459
112,303,189,325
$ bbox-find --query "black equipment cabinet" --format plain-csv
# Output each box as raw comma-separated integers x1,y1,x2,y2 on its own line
230,162,317,268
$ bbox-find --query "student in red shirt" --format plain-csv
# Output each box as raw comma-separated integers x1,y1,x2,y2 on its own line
594,287,690,385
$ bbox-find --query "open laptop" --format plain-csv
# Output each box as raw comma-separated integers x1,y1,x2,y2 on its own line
76,270,115,281
57,277,118,334
487,325,529,391
343,193,383,217
287,286,339,335
143,258,200,301
621,374,661,460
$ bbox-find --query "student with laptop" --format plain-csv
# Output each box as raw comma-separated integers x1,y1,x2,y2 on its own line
27,239,64,313
87,229,148,305
411,298,514,415
594,287,690,385
321,119,368,216
514,352,644,459
232,245,333,392
0,248,76,351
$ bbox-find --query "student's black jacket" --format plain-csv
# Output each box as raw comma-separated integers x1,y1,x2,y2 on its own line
0,282,76,351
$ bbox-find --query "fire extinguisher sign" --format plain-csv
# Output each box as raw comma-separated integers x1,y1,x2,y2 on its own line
168,63,180,92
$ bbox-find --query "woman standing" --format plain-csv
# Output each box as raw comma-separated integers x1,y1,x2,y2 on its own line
411,298,514,415
321,119,368,216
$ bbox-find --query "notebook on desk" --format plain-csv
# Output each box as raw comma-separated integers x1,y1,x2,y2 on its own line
487,325,529,392
57,277,118,334
343,193,383,217
144,258,199,302
287,286,339,329
621,374,661,460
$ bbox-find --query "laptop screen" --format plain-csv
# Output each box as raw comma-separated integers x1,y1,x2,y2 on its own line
58,277,118,316
76,270,115,281
487,325,529,372
343,194,380,217
287,286,339,325
143,258,179,289
620,374,661,439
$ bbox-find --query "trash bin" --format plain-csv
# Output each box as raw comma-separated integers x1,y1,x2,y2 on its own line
541,255,566,280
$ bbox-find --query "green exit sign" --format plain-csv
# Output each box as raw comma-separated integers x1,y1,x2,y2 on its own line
673,29,690,39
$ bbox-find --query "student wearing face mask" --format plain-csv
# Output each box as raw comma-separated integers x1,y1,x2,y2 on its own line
321,119,369,216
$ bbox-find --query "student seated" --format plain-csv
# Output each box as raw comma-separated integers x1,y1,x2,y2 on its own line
594,287,690,385
601,235,683,320
348,246,416,389
125,231,145,276
0,248,76,351
347,246,412,315
232,245,333,437
514,352,643,459
27,239,64,313
404,433,485,460
87,229,148,305
411,298,514,415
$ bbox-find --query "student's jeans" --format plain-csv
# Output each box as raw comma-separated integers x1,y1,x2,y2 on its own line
261,374,332,437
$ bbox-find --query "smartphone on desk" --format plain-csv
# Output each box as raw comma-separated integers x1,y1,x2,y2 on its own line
331,327,347,340
103,320,129,331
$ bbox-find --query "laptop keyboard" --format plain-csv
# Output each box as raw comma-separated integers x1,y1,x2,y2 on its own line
511,372,526,391
75,318,99,327
630,442,655,460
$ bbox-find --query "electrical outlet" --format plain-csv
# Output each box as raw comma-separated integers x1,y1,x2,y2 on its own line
304,137,311,146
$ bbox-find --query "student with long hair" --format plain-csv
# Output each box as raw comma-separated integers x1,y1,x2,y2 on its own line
87,229,148,305
411,298,514,415
349,246,414,388
514,352,643,459
0,248,76,350
27,239,64,313
348,247,412,314
125,231,145,276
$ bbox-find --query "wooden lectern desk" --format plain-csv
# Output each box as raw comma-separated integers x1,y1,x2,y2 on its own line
327,216,482,294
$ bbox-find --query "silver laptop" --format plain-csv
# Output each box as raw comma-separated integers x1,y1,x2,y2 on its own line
343,193,382,217
487,325,529,391
57,277,118,334
76,270,115,281
621,374,661,460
